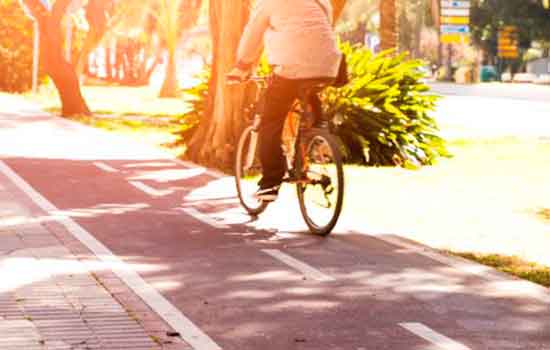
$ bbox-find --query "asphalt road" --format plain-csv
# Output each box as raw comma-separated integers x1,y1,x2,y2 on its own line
430,82,550,104
430,83,550,140
1,95,549,350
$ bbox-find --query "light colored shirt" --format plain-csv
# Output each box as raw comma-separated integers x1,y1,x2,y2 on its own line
237,0,341,79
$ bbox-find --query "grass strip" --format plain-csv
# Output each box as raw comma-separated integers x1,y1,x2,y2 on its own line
452,252,550,288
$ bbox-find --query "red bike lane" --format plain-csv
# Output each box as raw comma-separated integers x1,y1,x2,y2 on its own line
1,107,549,350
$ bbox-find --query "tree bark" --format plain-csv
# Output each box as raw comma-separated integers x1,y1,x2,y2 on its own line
380,0,399,51
186,0,347,169
185,0,253,169
21,0,91,116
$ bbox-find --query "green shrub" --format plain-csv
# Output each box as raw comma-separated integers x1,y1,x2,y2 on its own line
178,44,449,168
0,0,34,92
324,43,449,167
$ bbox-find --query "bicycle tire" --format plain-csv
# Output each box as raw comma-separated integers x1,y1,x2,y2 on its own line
296,129,345,236
235,126,269,216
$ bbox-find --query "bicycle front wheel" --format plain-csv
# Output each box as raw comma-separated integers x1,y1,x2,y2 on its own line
235,126,268,216
297,130,344,236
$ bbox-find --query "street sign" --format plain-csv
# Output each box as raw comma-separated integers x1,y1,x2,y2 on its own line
441,34,471,44
441,8,469,16
498,26,519,59
441,0,470,8
440,0,470,44
441,16,469,25
441,25,469,34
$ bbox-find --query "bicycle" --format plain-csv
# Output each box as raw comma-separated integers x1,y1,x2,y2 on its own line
230,75,345,236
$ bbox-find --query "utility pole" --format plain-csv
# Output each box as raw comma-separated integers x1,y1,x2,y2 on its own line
20,0,51,93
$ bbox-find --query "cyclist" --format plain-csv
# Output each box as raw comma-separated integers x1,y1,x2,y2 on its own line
228,0,342,202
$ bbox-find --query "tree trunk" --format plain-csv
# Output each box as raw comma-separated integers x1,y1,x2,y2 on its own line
185,0,253,169
21,0,91,116
40,12,91,116
160,50,179,97
186,0,347,169
380,0,398,51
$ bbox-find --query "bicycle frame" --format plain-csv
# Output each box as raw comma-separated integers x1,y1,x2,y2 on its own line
233,75,344,235
239,75,328,182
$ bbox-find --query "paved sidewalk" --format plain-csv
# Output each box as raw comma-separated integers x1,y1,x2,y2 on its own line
0,168,188,349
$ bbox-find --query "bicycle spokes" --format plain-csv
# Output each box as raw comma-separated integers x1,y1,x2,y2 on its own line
235,126,268,215
297,132,344,235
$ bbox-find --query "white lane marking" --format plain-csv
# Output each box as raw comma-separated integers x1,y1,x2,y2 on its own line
180,207,230,229
367,233,550,304
399,323,471,350
182,198,240,207
0,161,222,350
129,181,172,197
261,249,335,282
175,159,226,179
93,162,118,173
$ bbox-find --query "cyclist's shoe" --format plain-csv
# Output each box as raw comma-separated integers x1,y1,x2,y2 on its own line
254,185,280,202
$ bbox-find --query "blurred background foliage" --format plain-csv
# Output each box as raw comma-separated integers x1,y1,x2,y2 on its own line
325,43,448,167
0,0,35,92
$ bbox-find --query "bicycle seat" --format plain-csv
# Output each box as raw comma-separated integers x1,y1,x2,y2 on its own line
297,78,335,92
296,78,335,103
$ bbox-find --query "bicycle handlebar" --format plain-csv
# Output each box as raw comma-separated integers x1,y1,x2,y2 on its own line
226,74,268,85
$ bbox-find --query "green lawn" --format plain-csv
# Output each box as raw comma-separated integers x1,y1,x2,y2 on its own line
27,84,189,118
340,137,550,287
26,85,189,156
452,252,550,288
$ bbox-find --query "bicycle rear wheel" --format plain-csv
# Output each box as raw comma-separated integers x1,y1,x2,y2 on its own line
296,129,344,236
235,126,268,215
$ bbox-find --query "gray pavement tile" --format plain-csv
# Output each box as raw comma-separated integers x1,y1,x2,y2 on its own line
21,235,62,249
99,339,158,348
0,228,16,236
22,245,70,258
44,340,71,350
0,319,42,348
16,223,53,237
0,234,24,251
0,200,29,216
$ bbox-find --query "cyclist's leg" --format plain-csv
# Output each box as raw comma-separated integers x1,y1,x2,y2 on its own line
258,76,300,189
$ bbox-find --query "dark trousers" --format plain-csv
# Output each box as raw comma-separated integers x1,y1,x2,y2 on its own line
258,76,322,188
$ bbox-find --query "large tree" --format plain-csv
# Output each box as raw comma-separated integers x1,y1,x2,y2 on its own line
21,0,91,116
184,0,253,167
185,0,348,168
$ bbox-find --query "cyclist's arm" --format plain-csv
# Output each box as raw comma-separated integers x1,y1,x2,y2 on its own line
235,0,272,71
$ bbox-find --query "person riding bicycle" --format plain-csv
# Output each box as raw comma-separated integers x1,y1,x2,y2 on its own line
228,0,342,202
